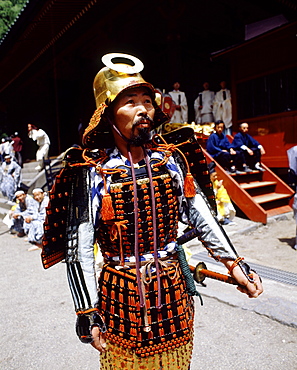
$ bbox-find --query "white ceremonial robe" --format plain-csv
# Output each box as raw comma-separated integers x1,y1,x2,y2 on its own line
168,90,188,123
29,128,51,167
194,90,215,124
213,89,232,129
0,161,21,201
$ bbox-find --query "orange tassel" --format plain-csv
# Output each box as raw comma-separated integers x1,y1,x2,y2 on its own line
184,173,196,198
101,193,115,221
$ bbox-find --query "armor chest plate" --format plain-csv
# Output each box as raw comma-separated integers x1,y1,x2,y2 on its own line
97,159,179,258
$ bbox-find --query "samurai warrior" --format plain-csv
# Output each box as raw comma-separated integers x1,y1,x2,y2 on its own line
41,53,263,369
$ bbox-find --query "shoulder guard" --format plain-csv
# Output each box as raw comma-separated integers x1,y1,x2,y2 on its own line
41,146,94,269
154,126,216,213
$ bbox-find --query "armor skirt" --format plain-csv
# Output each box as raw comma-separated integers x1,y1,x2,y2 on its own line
97,259,194,369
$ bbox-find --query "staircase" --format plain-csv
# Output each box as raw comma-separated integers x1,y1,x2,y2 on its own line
202,150,294,224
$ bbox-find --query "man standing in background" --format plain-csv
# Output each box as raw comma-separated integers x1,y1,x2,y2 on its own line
28,124,50,171
194,82,215,124
11,132,23,167
213,81,232,135
0,155,21,201
168,82,188,123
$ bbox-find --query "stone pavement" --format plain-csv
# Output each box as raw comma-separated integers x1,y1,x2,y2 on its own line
0,211,297,369
186,211,297,328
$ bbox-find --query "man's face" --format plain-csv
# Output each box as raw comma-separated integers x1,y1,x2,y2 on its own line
220,81,226,89
215,123,224,135
5,157,11,164
33,191,44,203
16,193,26,203
113,86,155,146
240,123,249,134
173,82,180,90
203,82,209,90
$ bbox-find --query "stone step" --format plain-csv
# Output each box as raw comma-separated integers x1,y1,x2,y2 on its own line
0,197,15,220
253,192,292,204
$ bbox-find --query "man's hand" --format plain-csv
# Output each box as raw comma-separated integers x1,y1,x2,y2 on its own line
260,147,266,155
232,266,263,298
224,260,263,298
91,326,107,353
25,216,32,223
230,148,236,155
13,213,19,219
247,148,253,156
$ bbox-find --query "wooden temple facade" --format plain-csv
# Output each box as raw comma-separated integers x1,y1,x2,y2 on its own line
212,21,297,171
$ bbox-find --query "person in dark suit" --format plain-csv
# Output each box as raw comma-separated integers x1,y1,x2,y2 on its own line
232,122,265,172
206,120,246,174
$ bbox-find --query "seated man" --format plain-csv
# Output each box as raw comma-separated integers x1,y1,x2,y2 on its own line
232,122,265,171
11,190,37,237
24,188,49,251
206,120,246,174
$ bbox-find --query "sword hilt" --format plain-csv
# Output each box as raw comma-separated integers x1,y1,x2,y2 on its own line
191,262,239,286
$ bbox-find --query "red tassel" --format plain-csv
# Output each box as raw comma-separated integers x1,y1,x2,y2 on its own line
101,193,115,221
184,173,196,198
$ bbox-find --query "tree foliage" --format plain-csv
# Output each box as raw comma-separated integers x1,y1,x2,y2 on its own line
0,0,27,39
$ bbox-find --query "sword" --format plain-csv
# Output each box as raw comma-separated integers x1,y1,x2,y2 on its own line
190,262,240,287
177,228,255,285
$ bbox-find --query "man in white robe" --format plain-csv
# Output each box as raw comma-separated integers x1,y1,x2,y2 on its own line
213,81,232,135
11,191,36,237
194,82,215,124
25,188,49,251
0,155,21,201
168,82,188,123
28,124,51,171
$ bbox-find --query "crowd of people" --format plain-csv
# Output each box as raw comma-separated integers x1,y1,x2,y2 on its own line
206,120,266,174
164,81,266,175
0,125,51,202
0,126,51,252
7,188,49,251
167,80,233,134
0,133,23,201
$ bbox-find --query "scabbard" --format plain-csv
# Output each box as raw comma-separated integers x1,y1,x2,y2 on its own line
196,267,237,285
190,262,239,286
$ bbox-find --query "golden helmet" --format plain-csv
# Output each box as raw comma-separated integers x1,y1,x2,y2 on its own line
83,53,169,149
93,53,154,107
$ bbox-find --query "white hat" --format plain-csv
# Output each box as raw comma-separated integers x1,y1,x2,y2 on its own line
32,188,43,194
15,190,25,197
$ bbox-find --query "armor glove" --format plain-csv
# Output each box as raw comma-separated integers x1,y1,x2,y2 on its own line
76,310,107,344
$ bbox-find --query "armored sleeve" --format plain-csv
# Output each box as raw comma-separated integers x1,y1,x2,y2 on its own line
65,168,98,311
170,152,238,260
